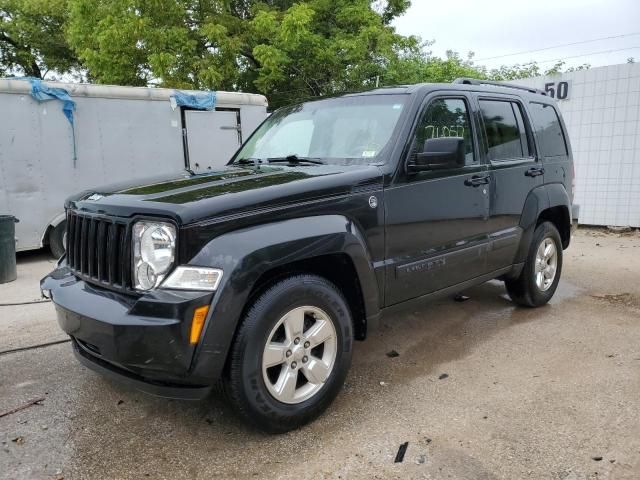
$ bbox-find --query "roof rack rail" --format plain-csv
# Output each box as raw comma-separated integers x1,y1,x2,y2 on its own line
452,77,547,96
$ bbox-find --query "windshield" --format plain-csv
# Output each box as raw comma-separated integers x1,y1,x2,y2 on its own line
233,94,407,165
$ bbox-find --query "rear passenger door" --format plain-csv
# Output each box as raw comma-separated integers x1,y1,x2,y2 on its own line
474,95,543,271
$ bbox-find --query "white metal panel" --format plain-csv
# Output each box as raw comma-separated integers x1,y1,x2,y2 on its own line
185,110,241,171
0,81,268,251
0,79,268,107
240,105,269,142
0,93,185,250
0,93,60,250
78,96,184,183
514,63,640,227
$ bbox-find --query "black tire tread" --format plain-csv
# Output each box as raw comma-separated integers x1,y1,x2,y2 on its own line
226,274,352,433
49,221,66,259
505,221,563,308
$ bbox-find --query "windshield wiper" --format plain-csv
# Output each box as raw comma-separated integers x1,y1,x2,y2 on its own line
267,155,325,165
235,157,263,166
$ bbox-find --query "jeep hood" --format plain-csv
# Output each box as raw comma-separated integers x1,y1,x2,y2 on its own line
66,164,383,225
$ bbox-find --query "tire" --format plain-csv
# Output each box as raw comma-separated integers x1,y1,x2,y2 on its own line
226,274,353,433
505,221,563,307
49,221,67,259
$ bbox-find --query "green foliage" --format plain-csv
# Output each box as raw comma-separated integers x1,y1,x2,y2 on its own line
0,0,594,107
562,62,590,73
64,0,420,106
487,62,541,81
0,0,78,78
486,60,591,80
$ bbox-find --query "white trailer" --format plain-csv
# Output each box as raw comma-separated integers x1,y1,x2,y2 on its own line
0,79,268,255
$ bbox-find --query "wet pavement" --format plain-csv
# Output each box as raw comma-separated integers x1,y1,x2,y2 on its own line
1,229,639,479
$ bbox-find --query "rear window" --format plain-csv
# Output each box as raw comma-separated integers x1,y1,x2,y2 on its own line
479,100,531,161
529,103,568,157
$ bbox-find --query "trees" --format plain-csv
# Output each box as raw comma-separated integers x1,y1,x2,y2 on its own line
64,0,422,106
0,0,593,106
486,60,591,81
0,0,78,79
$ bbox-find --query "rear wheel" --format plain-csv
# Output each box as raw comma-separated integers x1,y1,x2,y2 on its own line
49,221,67,259
505,221,563,307
226,274,353,433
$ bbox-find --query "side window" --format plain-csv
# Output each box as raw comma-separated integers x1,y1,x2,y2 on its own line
479,100,531,161
414,98,476,165
512,103,533,157
529,102,568,157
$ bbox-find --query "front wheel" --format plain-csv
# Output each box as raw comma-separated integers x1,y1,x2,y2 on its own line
505,221,563,307
226,275,353,433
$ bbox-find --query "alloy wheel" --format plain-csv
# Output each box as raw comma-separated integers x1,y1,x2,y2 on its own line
261,306,337,404
534,237,557,291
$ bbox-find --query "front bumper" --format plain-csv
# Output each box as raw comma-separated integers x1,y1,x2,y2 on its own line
41,265,217,399
71,338,211,400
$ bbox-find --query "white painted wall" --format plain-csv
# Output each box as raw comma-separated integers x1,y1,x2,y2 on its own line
514,63,640,227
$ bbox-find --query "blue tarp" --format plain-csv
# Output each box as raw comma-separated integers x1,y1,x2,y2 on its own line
24,78,77,165
171,90,216,110
29,79,76,126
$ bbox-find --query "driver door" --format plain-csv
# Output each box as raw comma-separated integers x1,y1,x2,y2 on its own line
384,94,491,306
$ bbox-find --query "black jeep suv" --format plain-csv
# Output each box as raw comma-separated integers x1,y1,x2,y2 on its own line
41,78,578,433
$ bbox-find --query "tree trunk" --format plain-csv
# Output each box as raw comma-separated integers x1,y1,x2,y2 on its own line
0,33,43,78
25,58,43,79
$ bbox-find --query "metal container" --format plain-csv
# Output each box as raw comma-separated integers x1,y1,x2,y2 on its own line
0,215,18,283
0,78,268,256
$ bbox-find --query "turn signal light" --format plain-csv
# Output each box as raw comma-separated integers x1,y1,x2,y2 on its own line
190,305,209,345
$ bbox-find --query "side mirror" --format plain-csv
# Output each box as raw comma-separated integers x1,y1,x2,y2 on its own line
407,137,465,173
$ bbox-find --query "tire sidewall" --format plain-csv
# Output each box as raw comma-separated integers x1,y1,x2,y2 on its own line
49,221,67,259
231,275,353,431
524,222,563,305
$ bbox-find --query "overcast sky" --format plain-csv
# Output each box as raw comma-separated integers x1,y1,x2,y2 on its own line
393,0,640,72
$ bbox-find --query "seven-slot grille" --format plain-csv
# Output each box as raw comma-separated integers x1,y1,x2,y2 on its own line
66,210,132,289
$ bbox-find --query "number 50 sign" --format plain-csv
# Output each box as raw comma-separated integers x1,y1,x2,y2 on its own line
544,81,570,100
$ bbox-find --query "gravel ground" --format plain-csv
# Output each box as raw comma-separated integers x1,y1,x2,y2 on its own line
1,228,639,480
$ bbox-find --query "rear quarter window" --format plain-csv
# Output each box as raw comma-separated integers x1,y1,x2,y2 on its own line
529,103,568,157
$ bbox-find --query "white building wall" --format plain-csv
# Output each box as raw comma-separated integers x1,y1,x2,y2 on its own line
513,63,640,227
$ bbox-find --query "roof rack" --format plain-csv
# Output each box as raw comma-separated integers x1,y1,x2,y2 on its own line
452,77,547,96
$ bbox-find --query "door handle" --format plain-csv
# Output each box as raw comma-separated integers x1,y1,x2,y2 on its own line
464,175,491,187
525,167,545,177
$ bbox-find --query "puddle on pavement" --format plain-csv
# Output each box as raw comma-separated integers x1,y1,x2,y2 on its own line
351,279,584,386
52,278,593,478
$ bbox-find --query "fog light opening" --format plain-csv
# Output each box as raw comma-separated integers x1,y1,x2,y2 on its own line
190,305,210,345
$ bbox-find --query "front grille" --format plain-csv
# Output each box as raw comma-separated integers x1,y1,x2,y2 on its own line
66,210,132,289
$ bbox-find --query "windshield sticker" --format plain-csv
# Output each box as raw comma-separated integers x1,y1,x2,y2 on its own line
362,150,377,157
392,104,402,109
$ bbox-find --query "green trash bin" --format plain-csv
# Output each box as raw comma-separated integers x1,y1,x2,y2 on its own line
0,215,18,284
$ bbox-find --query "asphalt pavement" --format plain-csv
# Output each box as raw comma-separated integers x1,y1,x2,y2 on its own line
1,228,639,479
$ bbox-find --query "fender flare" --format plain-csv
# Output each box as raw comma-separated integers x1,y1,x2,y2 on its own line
40,211,67,247
514,183,570,263
546,183,573,223
49,212,67,228
187,214,380,381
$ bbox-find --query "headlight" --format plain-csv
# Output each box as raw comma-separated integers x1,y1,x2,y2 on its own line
161,266,223,291
133,221,176,291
